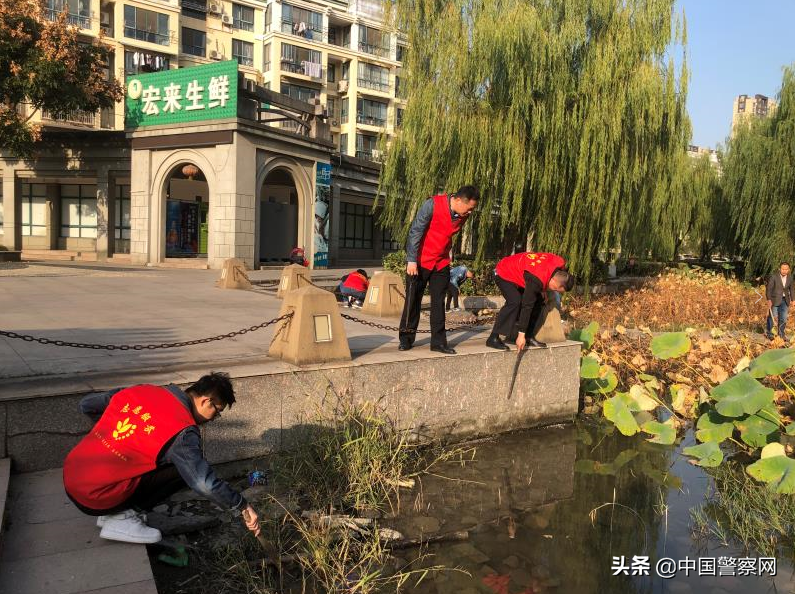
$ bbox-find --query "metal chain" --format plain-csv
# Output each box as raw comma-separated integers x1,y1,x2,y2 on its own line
0,312,294,351
340,312,497,334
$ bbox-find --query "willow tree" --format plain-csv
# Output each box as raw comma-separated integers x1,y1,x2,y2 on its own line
723,65,795,279
379,0,689,280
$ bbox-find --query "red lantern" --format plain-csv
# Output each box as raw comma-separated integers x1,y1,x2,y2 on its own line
182,164,199,180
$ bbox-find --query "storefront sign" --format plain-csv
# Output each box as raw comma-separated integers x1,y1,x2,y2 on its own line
313,163,332,268
125,61,238,128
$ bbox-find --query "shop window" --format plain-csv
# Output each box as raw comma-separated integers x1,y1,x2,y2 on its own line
233,39,254,66
21,184,47,237
115,185,131,240
61,184,98,238
340,202,372,249
232,3,254,31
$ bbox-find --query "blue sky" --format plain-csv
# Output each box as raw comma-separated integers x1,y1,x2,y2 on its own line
674,0,795,149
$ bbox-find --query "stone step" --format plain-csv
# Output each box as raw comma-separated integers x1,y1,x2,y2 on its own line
21,250,77,261
109,254,132,263
158,258,209,269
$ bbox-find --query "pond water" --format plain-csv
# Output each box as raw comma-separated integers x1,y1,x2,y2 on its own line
387,421,795,594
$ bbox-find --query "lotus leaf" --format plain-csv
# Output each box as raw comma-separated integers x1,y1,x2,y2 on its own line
747,454,795,494
749,348,795,378
651,332,691,360
575,450,639,476
580,356,600,379
641,418,677,445
629,384,659,411
683,442,724,467
695,410,735,444
710,372,774,418
585,365,618,394
569,321,599,349
734,405,780,448
603,394,640,436
761,442,786,458
786,424,795,436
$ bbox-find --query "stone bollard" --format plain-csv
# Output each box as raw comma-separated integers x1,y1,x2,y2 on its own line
362,271,405,318
276,264,311,299
532,294,567,343
269,285,352,365
216,258,252,290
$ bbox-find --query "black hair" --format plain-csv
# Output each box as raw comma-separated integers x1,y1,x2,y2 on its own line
553,269,576,292
187,372,236,409
356,269,368,278
781,262,790,268
454,185,480,201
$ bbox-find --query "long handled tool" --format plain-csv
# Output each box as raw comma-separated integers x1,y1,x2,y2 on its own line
242,509,286,567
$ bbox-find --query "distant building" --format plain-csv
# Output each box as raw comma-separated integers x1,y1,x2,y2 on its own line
731,93,777,135
687,145,720,173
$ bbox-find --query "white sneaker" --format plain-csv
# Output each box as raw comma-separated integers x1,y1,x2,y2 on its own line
352,300,363,309
99,509,162,544
96,515,106,528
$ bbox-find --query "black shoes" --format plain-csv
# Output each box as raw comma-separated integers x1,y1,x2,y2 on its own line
398,342,413,351
527,338,547,348
430,345,457,355
486,336,509,351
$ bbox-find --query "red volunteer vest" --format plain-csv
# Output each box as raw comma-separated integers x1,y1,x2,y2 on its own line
342,272,369,293
63,385,196,510
495,252,566,289
418,194,464,271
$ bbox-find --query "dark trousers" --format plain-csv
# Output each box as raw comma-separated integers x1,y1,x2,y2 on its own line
491,275,544,340
446,284,460,310
399,266,450,348
68,465,187,516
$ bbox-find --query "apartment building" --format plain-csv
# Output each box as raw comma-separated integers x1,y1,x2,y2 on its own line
730,93,777,136
0,0,406,269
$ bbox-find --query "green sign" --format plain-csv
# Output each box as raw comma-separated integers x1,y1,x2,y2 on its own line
125,60,238,128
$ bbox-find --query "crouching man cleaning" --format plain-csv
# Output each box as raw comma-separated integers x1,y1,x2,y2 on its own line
63,372,261,544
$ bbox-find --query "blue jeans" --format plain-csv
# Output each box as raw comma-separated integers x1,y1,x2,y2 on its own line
339,285,366,302
767,301,789,339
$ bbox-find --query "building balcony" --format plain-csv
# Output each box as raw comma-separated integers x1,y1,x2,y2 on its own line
281,19,326,43
40,107,115,129
124,27,174,47
357,78,391,94
356,149,373,160
358,42,390,58
356,114,386,128
45,8,91,28
280,59,324,79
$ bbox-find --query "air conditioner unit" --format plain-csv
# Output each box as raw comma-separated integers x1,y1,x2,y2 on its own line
221,13,232,25
209,49,222,60
99,12,110,26
331,119,339,127
208,3,222,14
337,80,348,92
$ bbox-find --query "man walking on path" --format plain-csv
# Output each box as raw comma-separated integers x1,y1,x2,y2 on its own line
399,186,479,354
487,252,575,351
63,372,261,544
766,262,793,341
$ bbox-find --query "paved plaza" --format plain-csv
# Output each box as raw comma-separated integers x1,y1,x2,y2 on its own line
0,261,493,399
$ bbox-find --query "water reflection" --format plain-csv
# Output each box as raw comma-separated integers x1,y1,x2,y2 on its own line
390,420,793,593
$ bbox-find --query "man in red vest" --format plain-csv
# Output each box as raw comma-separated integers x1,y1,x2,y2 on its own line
338,268,370,308
63,372,261,544
399,185,479,354
487,252,575,351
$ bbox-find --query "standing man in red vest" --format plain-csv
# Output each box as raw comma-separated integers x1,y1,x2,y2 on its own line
399,185,480,354
487,252,575,351
63,372,261,544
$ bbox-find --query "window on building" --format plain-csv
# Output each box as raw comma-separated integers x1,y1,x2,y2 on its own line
327,64,336,83
356,133,378,160
114,184,131,240
181,0,207,21
340,133,348,155
21,184,47,237
61,184,98,238
396,107,404,128
281,82,319,103
263,42,271,71
396,44,406,62
280,43,322,76
46,0,90,28
342,62,350,81
381,227,400,251
182,27,206,57
264,3,271,31
232,39,254,66
327,97,339,123
340,202,373,249
232,3,254,30
124,6,170,46
358,25,389,57
395,74,405,98
356,98,387,127
281,4,323,41
358,62,390,92
124,50,169,75
341,98,349,123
